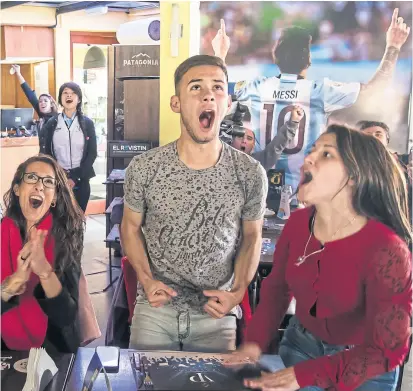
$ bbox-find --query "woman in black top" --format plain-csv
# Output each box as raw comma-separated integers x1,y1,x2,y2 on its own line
12,64,58,153
43,82,97,212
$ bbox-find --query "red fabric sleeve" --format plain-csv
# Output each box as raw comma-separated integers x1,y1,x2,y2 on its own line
244,215,294,351
294,238,412,391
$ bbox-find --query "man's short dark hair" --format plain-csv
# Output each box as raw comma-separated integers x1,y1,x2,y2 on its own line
357,120,390,143
174,55,228,94
273,27,312,74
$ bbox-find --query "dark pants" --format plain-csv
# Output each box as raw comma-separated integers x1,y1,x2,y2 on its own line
73,179,91,212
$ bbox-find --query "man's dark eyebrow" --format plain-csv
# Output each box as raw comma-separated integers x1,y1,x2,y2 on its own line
187,79,225,85
188,78,202,85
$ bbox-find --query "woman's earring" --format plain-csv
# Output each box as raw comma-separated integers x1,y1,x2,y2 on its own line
51,201,56,208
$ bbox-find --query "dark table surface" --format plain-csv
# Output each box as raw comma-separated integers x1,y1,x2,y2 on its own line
65,349,284,391
65,347,136,391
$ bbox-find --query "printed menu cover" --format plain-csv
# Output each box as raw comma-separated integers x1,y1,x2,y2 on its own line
131,352,266,390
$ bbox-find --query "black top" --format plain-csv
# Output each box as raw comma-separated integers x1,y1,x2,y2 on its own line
1,263,81,355
43,113,97,183
20,82,56,154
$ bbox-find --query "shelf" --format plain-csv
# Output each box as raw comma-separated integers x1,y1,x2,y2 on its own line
106,197,124,214
103,181,124,185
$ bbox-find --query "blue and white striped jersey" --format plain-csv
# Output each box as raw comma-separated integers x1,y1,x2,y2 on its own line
234,74,360,191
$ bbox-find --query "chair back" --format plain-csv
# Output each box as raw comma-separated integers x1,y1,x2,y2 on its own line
78,270,101,346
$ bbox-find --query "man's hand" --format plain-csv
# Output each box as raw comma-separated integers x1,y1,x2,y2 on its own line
203,289,242,318
142,279,177,308
290,105,304,123
211,19,230,61
244,367,300,391
386,8,410,50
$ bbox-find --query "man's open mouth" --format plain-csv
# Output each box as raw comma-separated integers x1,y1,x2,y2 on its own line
199,110,215,129
66,99,73,104
240,146,246,152
29,195,44,209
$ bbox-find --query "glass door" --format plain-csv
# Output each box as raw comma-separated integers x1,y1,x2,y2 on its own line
72,43,108,201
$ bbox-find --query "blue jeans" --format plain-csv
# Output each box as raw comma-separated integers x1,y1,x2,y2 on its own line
264,316,399,391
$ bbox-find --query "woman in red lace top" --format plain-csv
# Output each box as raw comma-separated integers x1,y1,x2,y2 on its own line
226,125,412,391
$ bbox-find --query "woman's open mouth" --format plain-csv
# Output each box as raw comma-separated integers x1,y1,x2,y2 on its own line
199,110,215,130
300,171,313,186
66,99,73,104
29,195,44,209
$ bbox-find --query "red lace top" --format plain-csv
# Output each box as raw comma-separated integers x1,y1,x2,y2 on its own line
246,208,412,391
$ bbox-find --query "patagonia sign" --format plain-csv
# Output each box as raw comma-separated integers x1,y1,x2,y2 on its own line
123,53,159,67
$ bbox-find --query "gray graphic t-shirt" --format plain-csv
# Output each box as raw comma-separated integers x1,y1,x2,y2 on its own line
124,141,268,313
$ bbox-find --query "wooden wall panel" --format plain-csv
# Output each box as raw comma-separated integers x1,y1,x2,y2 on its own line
47,60,56,100
115,45,160,79
1,65,16,106
124,79,159,143
1,26,53,59
0,61,55,116
0,27,5,60
16,64,34,109
0,24,55,110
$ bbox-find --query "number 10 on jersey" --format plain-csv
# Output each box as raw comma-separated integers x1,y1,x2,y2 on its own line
262,103,307,155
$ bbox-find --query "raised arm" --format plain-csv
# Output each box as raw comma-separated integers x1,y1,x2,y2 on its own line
253,106,304,169
12,64,41,116
212,19,230,63
359,8,410,97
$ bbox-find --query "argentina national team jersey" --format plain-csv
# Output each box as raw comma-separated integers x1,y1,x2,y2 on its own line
234,74,360,191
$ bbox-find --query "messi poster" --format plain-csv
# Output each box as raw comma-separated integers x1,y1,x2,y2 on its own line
200,1,412,190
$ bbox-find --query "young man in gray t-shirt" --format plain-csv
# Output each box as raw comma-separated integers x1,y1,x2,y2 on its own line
121,55,268,353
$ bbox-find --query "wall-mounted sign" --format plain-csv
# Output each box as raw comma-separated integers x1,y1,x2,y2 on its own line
108,140,152,158
115,45,160,78
123,53,159,67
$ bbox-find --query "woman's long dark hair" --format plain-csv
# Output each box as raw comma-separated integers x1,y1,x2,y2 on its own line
3,154,85,275
326,125,412,246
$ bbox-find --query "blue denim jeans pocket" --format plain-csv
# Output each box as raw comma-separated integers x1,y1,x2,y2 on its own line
278,316,399,391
